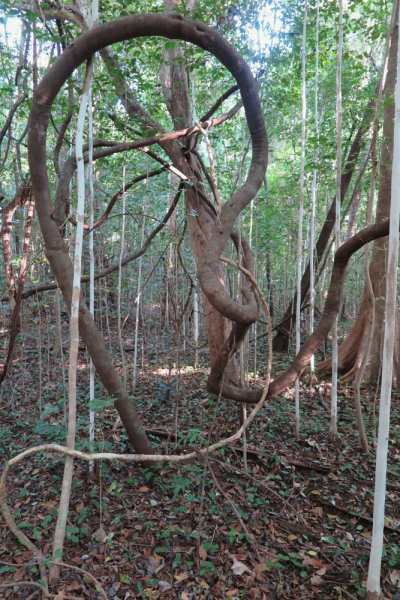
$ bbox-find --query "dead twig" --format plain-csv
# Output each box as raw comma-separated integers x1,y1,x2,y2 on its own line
208,462,262,562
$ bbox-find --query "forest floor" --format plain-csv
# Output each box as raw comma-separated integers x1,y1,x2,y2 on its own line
0,316,399,600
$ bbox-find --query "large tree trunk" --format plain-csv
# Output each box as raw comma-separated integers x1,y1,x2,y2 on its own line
160,0,241,389
317,6,400,385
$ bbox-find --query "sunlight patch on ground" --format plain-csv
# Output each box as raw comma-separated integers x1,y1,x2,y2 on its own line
150,365,208,377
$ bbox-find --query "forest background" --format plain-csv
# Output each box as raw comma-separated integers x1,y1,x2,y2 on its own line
0,0,399,599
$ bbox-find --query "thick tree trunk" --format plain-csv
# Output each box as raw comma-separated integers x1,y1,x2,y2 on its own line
160,0,241,389
318,6,399,385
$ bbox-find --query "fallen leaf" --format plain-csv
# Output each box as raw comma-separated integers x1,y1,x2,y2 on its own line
302,556,325,569
175,573,189,582
390,570,400,587
146,555,163,575
199,545,207,560
231,560,250,576
311,574,324,586
92,526,107,543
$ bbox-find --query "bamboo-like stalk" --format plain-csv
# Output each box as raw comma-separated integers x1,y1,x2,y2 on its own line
117,140,128,387
132,204,147,392
295,0,308,439
309,0,319,377
50,55,94,581
331,0,343,438
88,91,95,471
193,287,199,367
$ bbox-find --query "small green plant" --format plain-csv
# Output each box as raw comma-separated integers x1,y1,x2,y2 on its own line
199,560,216,576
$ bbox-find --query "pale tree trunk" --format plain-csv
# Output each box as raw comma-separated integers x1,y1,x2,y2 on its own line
87,1,98,472
132,206,146,391
117,133,127,387
295,1,308,439
50,54,94,582
88,93,95,471
367,14,400,592
331,0,343,438
309,0,319,377
193,287,199,367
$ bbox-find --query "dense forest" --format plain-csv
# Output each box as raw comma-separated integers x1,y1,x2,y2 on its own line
0,0,399,598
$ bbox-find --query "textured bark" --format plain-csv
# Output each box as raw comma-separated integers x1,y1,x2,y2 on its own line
0,195,35,384
28,15,267,443
209,219,394,403
1,178,32,321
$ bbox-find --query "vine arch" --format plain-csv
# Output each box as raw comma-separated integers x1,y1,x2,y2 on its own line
28,13,268,455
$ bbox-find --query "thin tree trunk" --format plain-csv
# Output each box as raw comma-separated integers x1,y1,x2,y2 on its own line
193,287,199,368
309,0,319,377
88,91,95,472
117,131,128,387
295,1,308,439
133,207,146,391
331,0,343,438
367,20,400,593
50,55,94,582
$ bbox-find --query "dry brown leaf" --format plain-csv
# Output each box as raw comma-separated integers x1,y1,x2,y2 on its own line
92,526,107,543
175,573,189,582
231,560,250,576
302,556,325,569
310,574,324,586
198,545,207,560
230,552,248,561
390,569,400,587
